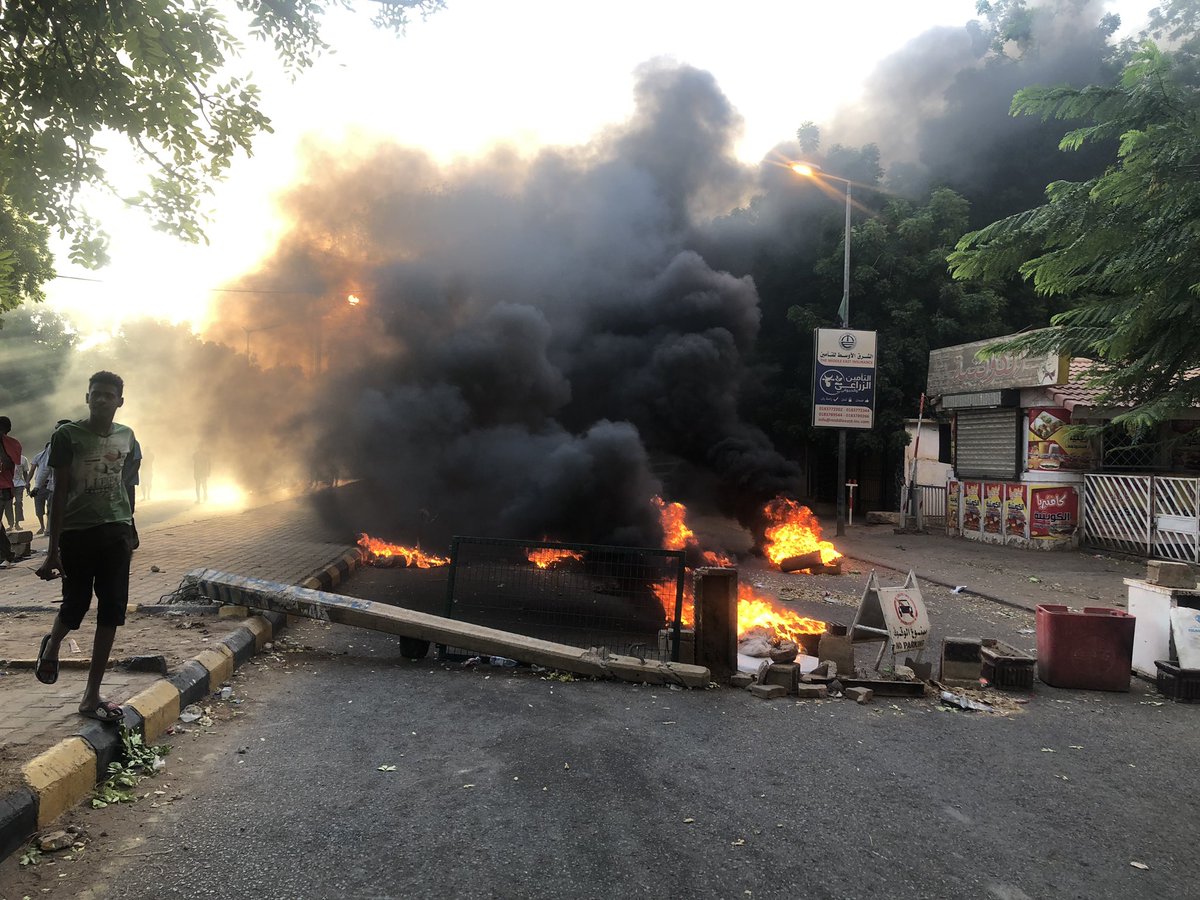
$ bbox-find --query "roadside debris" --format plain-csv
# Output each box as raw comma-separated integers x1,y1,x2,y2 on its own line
940,690,991,712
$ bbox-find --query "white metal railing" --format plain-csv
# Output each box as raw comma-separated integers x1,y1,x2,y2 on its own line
1083,474,1200,561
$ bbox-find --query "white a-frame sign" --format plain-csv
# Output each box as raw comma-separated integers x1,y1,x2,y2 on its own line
848,570,930,668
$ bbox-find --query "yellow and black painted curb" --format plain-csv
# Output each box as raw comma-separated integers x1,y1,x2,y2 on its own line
299,546,366,592
0,547,368,862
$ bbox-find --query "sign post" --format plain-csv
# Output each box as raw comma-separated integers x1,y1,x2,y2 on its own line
849,570,930,669
813,328,878,537
812,329,878,429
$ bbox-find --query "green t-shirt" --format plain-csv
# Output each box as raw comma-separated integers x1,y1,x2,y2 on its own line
48,421,137,531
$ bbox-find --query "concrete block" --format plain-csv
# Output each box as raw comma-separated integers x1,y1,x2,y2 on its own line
817,633,854,676
218,604,249,618
1146,560,1194,589
658,628,696,665
763,663,798,693
846,686,874,704
22,738,96,828
729,673,754,689
0,786,38,862
749,683,787,700
125,680,181,742
795,684,829,699
941,637,982,686
191,644,235,687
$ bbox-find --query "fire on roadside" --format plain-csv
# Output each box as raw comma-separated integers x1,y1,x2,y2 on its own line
526,546,584,569
357,533,449,568
652,495,695,550
760,496,841,568
652,579,826,643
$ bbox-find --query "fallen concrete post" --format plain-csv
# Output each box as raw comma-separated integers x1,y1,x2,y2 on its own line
189,569,712,688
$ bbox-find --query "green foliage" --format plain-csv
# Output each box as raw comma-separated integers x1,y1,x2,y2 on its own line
949,39,1200,429
0,0,443,314
19,845,42,866
91,726,169,809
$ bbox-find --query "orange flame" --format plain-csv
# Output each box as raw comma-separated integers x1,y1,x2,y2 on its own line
357,533,448,568
737,583,826,643
526,547,584,569
653,579,695,628
653,579,825,644
701,549,733,567
761,497,842,567
652,495,695,550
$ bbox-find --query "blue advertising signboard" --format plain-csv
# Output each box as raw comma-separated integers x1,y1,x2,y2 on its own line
812,328,877,429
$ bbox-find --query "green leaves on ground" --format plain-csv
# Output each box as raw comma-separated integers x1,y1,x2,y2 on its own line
91,727,170,809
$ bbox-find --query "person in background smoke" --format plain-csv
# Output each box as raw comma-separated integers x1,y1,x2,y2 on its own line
193,446,211,503
34,371,139,724
0,416,22,535
6,450,30,530
140,450,154,502
29,419,73,536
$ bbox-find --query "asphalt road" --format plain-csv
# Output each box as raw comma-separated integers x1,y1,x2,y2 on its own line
3,566,1199,900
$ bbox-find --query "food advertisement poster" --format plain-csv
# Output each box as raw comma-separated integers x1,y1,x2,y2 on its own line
1005,484,1028,540
1030,486,1079,539
983,482,1004,535
1027,407,1093,471
946,481,960,532
962,481,982,533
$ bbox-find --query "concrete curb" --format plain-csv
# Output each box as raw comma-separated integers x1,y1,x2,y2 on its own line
0,546,365,861
299,546,365,592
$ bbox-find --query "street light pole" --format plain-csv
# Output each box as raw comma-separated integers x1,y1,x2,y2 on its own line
836,177,851,537
792,162,853,537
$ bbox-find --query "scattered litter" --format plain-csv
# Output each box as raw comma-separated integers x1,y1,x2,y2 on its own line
462,784,475,789
489,656,518,667
1040,748,1056,753
219,686,232,701
377,765,396,772
178,704,203,724
68,639,81,655
951,586,967,594
1018,628,1035,635
731,838,745,846
1130,861,1150,871
151,565,161,573
1028,576,1041,583
683,818,695,824
940,691,991,712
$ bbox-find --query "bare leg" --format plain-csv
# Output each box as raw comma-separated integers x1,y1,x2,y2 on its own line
80,625,117,709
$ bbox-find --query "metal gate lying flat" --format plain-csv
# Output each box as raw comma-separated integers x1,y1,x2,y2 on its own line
1083,474,1200,561
443,536,687,662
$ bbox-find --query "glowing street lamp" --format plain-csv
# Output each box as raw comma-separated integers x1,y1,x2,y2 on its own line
793,161,853,536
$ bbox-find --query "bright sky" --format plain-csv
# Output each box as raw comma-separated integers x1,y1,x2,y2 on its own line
43,0,1155,337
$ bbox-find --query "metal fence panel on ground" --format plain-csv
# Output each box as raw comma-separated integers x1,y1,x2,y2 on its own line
443,536,687,661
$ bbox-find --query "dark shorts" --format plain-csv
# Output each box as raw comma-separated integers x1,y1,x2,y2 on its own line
59,522,133,630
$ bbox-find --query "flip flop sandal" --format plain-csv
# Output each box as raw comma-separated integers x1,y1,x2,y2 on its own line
35,634,59,685
78,701,123,723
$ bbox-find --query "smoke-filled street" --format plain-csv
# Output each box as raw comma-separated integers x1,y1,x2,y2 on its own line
3,564,1197,900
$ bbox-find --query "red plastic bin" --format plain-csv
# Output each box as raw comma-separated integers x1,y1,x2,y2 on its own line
1035,605,1135,692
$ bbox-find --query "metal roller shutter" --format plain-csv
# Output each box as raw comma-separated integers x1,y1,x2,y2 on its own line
956,409,1021,479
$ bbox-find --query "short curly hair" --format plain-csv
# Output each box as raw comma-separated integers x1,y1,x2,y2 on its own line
88,371,125,396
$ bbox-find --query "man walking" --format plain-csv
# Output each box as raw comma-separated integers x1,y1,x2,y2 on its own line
34,373,138,723
0,416,21,563
29,420,73,535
